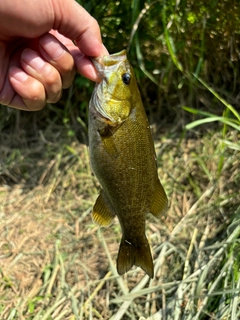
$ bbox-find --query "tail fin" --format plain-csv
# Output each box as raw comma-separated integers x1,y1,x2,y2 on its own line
116,236,154,278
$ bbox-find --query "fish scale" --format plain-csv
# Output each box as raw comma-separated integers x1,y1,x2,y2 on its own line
88,50,168,278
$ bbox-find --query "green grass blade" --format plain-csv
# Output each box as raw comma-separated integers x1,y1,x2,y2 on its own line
192,75,240,123
185,117,240,131
162,2,183,72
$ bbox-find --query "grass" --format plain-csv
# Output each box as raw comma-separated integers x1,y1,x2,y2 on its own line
0,125,239,319
0,3,240,318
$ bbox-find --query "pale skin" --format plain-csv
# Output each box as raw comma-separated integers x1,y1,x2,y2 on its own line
0,0,108,111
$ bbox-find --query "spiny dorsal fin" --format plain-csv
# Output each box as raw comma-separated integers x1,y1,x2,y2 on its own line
92,190,116,227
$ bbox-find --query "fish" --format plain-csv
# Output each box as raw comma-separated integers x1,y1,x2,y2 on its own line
88,50,168,278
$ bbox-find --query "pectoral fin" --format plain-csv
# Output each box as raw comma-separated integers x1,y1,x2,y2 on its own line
101,136,119,159
150,179,168,218
96,119,119,159
92,190,116,227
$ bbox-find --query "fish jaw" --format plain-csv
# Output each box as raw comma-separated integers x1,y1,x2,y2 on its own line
90,50,133,125
92,50,128,79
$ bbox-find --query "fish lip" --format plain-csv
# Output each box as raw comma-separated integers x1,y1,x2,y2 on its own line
91,50,127,81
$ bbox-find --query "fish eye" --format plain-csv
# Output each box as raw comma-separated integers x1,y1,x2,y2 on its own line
122,73,131,85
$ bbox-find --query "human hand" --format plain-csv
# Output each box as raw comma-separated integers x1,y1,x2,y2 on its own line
0,0,108,111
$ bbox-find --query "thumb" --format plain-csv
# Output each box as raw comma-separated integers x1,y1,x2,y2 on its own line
52,0,108,57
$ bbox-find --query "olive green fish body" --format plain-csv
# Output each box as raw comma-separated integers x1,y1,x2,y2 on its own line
89,51,167,278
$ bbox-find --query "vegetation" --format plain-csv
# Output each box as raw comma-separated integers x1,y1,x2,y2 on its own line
0,0,239,319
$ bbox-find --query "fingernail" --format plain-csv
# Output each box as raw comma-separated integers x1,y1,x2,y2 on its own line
11,68,28,82
22,49,45,70
39,34,64,59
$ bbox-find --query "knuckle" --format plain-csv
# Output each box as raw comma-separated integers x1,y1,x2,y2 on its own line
45,68,60,86
28,81,45,102
91,17,100,32
25,100,45,111
44,72,62,102
60,54,75,73
47,90,62,103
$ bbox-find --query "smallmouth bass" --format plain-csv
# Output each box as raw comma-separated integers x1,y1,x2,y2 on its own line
88,50,167,278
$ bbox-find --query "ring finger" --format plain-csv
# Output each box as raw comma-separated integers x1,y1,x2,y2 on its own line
21,48,62,103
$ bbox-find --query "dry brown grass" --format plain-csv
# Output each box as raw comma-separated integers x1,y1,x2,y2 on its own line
0,128,239,319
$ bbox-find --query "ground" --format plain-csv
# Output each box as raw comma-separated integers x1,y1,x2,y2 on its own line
0,127,239,319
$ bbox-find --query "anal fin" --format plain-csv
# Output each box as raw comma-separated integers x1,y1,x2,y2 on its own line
92,190,115,227
150,179,168,218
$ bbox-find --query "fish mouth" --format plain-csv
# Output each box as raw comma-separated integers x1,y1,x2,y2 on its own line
90,50,130,125
92,50,127,80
